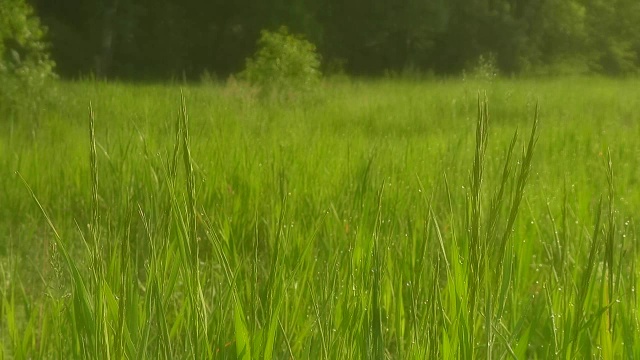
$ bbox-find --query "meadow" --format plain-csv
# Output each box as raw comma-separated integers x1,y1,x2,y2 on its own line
1,77,639,358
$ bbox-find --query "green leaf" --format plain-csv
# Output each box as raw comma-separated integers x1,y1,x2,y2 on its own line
234,293,252,360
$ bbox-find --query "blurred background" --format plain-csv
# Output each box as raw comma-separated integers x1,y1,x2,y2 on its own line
18,0,640,80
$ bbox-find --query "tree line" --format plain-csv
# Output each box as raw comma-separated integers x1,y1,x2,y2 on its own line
27,0,640,79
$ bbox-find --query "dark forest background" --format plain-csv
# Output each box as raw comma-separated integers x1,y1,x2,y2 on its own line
27,0,640,80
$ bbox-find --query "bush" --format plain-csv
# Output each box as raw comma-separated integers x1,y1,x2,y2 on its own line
0,0,56,112
240,26,321,100
464,53,499,82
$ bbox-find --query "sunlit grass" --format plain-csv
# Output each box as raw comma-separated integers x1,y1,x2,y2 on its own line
1,77,639,358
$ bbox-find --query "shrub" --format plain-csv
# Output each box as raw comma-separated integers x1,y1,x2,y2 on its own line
240,26,321,100
464,53,499,81
0,0,56,112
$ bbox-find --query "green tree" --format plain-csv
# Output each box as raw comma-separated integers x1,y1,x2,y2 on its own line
0,0,55,82
525,0,589,74
584,0,640,74
23,0,640,78
240,26,321,99
0,0,56,110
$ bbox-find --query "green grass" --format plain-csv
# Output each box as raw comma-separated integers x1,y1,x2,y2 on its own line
1,76,640,358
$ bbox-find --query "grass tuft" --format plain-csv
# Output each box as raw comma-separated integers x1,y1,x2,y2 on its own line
2,78,639,358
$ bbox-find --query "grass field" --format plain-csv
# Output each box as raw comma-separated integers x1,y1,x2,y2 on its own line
1,77,639,358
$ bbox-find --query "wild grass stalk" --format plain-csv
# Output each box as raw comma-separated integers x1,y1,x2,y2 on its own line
3,78,640,358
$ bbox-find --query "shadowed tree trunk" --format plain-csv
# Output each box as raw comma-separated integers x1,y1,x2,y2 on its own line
95,0,118,77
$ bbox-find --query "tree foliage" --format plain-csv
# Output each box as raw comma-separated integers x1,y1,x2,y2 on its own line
25,0,640,79
0,0,55,82
0,0,55,111
240,27,320,97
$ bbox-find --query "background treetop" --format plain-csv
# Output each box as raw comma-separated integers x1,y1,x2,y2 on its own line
18,0,640,79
